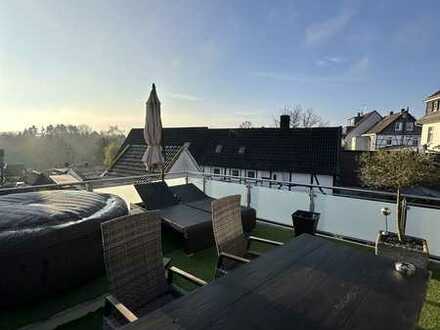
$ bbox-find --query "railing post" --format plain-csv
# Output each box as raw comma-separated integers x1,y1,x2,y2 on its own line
246,182,252,208
309,188,315,212
185,172,189,185
202,175,206,193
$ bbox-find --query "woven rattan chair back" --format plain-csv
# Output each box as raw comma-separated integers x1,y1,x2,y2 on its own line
211,195,247,257
101,211,168,311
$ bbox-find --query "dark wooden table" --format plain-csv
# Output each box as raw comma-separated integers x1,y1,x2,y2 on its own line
123,235,428,330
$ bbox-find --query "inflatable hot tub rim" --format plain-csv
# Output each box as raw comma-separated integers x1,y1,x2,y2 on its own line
0,190,129,254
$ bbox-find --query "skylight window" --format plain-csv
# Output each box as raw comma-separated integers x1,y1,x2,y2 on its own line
215,145,223,153
238,146,246,154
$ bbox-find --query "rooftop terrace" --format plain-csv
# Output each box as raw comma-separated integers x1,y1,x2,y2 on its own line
1,172,440,329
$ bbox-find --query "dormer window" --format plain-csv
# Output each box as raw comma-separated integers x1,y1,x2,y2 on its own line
406,122,414,131
434,100,439,112
238,146,246,154
395,122,403,131
215,145,223,153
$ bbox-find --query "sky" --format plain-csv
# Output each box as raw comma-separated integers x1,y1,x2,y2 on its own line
1,0,440,133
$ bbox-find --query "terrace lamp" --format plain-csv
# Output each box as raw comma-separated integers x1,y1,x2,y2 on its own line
381,207,391,233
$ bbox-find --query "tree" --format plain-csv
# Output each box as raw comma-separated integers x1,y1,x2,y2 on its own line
359,150,439,240
274,105,328,128
0,124,125,170
239,121,253,129
103,142,121,168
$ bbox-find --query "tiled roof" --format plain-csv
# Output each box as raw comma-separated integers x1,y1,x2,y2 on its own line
354,111,381,128
118,126,341,175
25,171,54,186
69,165,105,181
49,174,81,184
365,111,418,134
418,111,440,125
124,127,209,161
427,90,440,101
105,144,183,178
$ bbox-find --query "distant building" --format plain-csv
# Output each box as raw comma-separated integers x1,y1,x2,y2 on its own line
418,90,440,152
4,164,25,178
361,109,421,151
104,143,200,179
343,111,382,151
24,170,54,186
68,164,105,181
108,115,341,188
49,174,81,185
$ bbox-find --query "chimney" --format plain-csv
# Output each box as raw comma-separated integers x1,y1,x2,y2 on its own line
280,115,290,129
401,108,405,113
389,111,394,116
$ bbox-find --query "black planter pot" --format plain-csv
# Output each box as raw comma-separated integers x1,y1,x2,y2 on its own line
375,231,429,270
292,210,320,237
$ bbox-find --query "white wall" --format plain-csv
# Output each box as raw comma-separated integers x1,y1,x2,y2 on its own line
169,150,200,174
250,186,310,226
189,177,440,257
315,194,392,242
351,136,370,151
346,112,382,149
421,123,440,150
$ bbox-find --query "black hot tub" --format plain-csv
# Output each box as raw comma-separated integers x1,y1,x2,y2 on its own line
0,190,128,307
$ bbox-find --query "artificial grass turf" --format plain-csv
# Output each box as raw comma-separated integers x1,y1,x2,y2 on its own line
417,263,440,330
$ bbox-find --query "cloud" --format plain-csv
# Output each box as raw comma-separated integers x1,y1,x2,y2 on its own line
253,56,370,84
167,92,202,102
315,56,345,66
305,8,356,47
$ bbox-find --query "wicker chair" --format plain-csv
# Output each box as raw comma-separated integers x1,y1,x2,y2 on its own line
211,195,283,277
101,211,207,329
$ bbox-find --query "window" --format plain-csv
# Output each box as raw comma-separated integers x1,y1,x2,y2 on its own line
273,174,277,180
231,169,239,176
406,122,414,131
238,146,246,154
410,139,418,146
215,145,223,153
386,138,392,145
434,100,439,112
395,122,403,131
213,168,221,175
247,171,255,178
427,127,434,144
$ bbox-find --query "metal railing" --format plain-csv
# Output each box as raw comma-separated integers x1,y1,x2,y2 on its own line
2,170,440,205
1,170,440,260
186,171,440,205
0,172,186,194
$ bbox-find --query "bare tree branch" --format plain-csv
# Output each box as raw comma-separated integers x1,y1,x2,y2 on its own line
274,105,328,128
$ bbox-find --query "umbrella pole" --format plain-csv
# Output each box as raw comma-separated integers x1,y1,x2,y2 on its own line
161,128,165,182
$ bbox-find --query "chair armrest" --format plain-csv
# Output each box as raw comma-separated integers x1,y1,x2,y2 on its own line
104,295,138,323
219,252,251,264
163,257,172,269
249,235,284,246
168,266,208,287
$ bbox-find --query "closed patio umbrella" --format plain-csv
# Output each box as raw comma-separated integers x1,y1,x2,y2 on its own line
142,84,164,174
